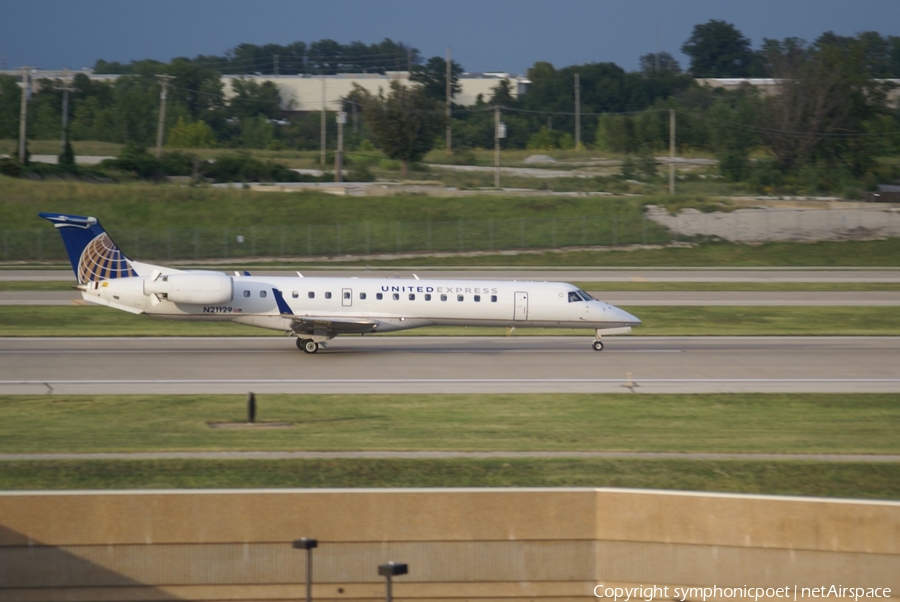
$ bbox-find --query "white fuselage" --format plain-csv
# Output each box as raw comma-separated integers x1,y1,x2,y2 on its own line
82,270,640,335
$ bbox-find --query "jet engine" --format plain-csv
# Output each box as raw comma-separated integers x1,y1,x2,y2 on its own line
143,273,233,305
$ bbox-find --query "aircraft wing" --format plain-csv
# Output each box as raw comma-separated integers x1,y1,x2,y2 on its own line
271,288,379,336
285,315,380,336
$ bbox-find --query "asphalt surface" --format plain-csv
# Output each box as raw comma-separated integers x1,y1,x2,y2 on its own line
2,336,898,394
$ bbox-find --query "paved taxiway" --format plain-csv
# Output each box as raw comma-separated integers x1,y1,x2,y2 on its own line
2,336,898,395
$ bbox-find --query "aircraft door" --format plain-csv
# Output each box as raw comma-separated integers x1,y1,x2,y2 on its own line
342,288,352,307
514,291,528,321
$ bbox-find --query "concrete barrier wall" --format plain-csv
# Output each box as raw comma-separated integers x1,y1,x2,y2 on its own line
0,488,897,601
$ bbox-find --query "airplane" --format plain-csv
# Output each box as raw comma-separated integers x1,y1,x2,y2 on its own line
40,212,641,353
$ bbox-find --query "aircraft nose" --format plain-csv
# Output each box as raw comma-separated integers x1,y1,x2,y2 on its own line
615,306,642,327
596,302,641,327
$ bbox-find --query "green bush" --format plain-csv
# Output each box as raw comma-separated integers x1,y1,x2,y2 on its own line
101,145,164,179
203,153,323,183
0,158,23,177
159,151,202,177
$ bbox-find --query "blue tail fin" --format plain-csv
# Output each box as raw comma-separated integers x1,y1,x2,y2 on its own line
39,212,138,283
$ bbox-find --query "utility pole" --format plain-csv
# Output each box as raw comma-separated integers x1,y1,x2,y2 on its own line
574,73,581,150
494,105,501,188
445,46,452,156
273,54,279,77
18,66,32,164
335,111,346,183
155,74,174,158
669,109,676,196
320,72,326,165
57,69,75,154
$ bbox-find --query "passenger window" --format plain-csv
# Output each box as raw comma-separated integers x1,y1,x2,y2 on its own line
458,295,464,302
425,293,431,301
440,294,447,301
360,292,367,300
292,291,298,299
344,291,350,300
325,292,332,299
491,295,498,302
260,291,267,298
474,295,481,302
393,293,399,300
409,293,415,301
376,293,383,300
243,290,250,298
308,292,315,299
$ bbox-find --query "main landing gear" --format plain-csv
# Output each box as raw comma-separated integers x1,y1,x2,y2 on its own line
296,338,319,354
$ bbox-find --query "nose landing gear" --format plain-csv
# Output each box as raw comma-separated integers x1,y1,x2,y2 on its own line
592,328,605,352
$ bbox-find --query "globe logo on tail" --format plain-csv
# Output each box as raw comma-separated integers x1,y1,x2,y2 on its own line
78,232,137,283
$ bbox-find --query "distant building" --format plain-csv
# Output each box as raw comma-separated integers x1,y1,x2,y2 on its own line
220,72,530,112
696,78,900,106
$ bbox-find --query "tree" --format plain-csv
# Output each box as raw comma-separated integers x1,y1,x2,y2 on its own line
639,52,682,74
165,58,224,120
228,77,282,120
0,75,22,138
706,93,760,181
353,81,446,176
757,37,889,175
166,117,217,148
489,79,516,106
410,56,463,102
682,20,755,77
58,140,76,169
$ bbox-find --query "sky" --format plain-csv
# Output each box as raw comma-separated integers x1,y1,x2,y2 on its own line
2,0,899,75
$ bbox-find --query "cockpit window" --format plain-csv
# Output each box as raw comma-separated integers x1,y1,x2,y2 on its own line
568,289,594,302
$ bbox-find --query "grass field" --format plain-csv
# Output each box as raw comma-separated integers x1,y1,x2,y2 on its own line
0,305,897,336
1,176,651,228
4,174,900,266
2,393,896,454
1,393,897,497
2,459,898,499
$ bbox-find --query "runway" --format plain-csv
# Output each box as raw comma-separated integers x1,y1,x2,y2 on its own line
1,336,898,394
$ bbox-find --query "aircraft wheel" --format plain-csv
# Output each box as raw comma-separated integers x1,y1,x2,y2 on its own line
592,340,604,352
295,338,304,350
300,339,318,354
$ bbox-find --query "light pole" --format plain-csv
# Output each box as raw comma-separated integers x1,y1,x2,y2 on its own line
378,562,408,602
335,111,346,183
292,538,318,602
